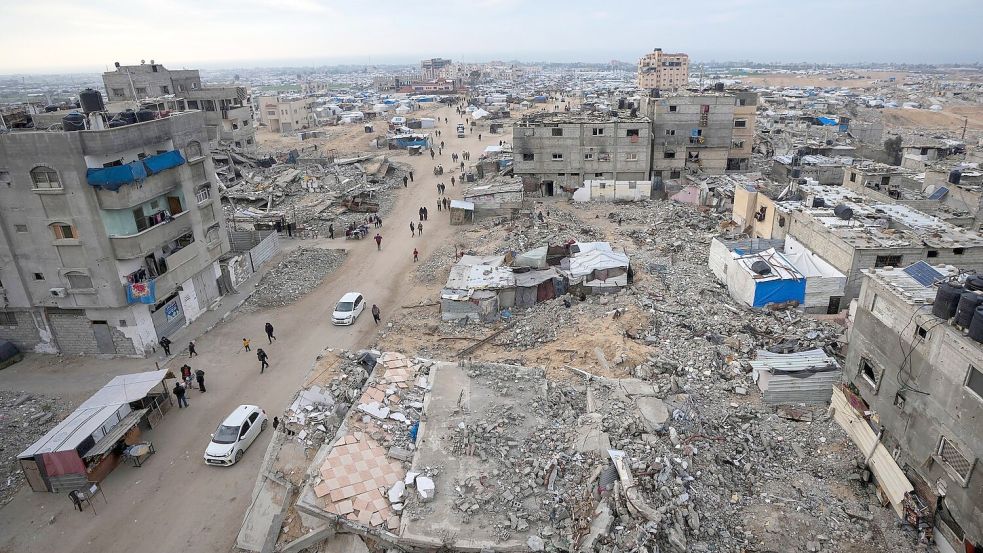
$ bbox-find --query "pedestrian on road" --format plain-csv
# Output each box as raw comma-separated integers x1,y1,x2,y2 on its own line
437,199,442,212
374,233,382,250
413,248,419,262
410,222,415,237
478,133,482,141
265,322,276,343
173,381,189,408
159,336,171,356
418,222,424,235
377,216,383,227
371,304,381,324
440,140,445,149
328,224,334,239
403,175,408,187
444,197,449,210
423,207,428,221
195,369,206,393
188,340,197,357
181,364,193,388
418,208,424,222
433,166,438,176
257,348,269,373
460,161,465,171
409,171,414,182
438,147,442,155
243,337,251,352
451,176,455,186
430,149,435,160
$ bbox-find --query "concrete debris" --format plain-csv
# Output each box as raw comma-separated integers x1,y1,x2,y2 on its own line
243,247,347,310
0,391,65,507
415,476,435,501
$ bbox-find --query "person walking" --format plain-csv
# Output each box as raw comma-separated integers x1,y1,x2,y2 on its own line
478,133,482,141
265,322,276,343
418,208,424,222
243,337,251,352
188,340,197,357
374,233,382,250
371,304,381,325
430,149,435,160
257,348,269,373
403,175,408,187
328,224,334,239
159,336,171,356
437,199,442,212
417,222,423,235
180,364,193,388
444,197,449,210
410,222,415,237
195,369,206,393
413,248,419,262
423,207,428,221
409,171,414,182
451,176,455,186
440,140,445,149
173,381,189,408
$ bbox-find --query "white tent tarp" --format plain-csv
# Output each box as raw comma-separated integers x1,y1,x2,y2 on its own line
471,108,491,120
783,236,847,309
514,246,548,269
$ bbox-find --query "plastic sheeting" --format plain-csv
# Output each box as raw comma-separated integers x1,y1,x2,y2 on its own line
143,150,186,174
514,246,548,269
86,161,148,191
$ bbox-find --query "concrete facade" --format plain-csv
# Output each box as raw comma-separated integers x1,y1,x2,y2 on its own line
103,61,201,100
0,111,231,356
257,96,316,134
420,58,452,81
512,111,651,196
641,91,757,180
845,269,982,548
636,49,689,92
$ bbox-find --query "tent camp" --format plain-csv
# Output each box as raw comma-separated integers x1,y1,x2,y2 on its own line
567,249,630,293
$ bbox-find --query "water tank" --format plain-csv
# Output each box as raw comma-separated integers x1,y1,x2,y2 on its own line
932,282,964,319
798,178,808,185
136,109,155,122
108,118,129,128
714,82,725,92
120,110,138,124
812,197,826,208
954,291,983,328
833,204,853,220
791,168,802,178
826,139,833,146
966,276,983,292
750,260,772,276
62,113,85,132
44,105,59,113
969,306,983,343
79,88,105,113
618,98,626,110
948,170,962,185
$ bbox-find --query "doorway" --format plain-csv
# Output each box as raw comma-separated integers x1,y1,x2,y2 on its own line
167,196,183,215
91,321,116,354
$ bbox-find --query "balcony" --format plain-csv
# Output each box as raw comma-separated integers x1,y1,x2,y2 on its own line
110,210,192,259
94,170,182,210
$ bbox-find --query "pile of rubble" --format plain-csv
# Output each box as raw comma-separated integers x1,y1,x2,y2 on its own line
0,391,64,507
243,247,347,311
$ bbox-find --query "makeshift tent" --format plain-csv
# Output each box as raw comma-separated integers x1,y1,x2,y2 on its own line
514,246,548,269
457,254,505,267
449,199,475,225
86,161,149,191
471,108,491,120
750,349,842,404
782,236,846,310
568,250,630,291
726,249,806,308
514,268,564,307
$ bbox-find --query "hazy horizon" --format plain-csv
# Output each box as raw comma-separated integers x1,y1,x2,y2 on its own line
1,0,981,74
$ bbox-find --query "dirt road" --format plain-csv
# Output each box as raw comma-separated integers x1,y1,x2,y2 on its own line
0,104,499,553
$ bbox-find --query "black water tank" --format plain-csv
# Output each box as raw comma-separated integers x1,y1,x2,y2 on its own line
136,109,155,122
833,204,853,220
812,197,826,208
750,260,772,275
970,307,983,342
44,105,59,113
954,291,983,328
120,110,138,124
714,82,725,92
949,170,962,185
62,113,85,131
79,88,105,113
108,118,129,128
791,168,802,178
966,276,983,292
933,282,964,319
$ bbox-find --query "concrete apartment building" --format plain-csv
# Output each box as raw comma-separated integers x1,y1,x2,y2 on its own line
102,61,255,149
420,58,453,81
640,91,757,180
844,267,982,549
256,95,316,134
0,110,231,356
512,111,651,196
637,49,689,92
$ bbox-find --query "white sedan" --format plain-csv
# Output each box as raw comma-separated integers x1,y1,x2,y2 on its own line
204,405,268,466
332,292,365,326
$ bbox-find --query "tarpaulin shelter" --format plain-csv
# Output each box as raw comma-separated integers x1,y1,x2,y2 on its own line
514,268,565,307
727,249,806,308
782,236,846,311
514,246,548,269
86,150,185,191
567,249,630,292
18,370,172,492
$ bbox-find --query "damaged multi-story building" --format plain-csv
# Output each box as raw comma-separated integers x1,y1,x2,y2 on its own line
844,266,982,550
255,95,316,134
636,48,689,92
0,103,230,356
512,110,651,196
639,89,758,179
102,60,255,150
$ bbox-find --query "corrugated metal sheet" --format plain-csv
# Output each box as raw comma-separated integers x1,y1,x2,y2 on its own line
249,231,281,269
751,349,841,404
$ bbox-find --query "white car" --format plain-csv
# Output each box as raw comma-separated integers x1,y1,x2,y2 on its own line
332,292,365,326
204,405,268,466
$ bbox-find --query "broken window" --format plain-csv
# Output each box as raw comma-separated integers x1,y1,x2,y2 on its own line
195,185,211,203
937,436,973,482
597,153,611,162
112,88,125,97
668,105,677,113
966,365,983,401
136,87,147,95
850,172,857,183
927,250,939,258
30,166,61,189
916,324,929,339
732,140,745,149
551,128,563,137
860,357,880,388
664,151,676,159
687,151,700,161
551,153,563,161
186,141,202,159
522,153,534,161
592,128,604,136
670,171,681,179
65,271,93,290
14,224,27,233
626,129,640,137
0,312,16,326
160,86,170,95
595,173,603,177
874,255,902,268
954,248,965,255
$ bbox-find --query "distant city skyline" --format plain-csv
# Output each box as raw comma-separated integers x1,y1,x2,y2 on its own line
1,0,981,73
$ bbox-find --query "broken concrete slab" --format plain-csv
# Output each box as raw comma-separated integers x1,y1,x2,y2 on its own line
636,397,669,429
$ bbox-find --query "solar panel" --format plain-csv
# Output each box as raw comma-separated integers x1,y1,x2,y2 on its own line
903,261,945,287
928,186,949,200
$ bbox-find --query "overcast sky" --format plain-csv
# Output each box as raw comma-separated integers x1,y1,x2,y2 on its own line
1,0,980,73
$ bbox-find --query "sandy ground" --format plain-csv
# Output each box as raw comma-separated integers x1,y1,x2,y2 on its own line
0,103,498,553
739,71,909,89
881,105,983,133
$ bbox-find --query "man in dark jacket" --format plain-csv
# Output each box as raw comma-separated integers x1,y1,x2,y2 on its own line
159,336,171,356
173,381,188,408
257,349,269,373
265,322,276,343
195,369,206,392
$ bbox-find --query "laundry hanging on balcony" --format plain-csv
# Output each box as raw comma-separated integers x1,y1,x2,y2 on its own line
85,161,148,191
143,150,186,175
126,280,157,305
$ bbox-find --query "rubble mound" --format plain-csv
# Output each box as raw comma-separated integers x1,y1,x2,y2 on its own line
0,391,64,507
244,247,347,311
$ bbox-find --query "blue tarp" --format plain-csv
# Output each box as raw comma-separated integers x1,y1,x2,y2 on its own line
86,161,148,191
143,150,186,174
752,278,806,307
816,116,837,126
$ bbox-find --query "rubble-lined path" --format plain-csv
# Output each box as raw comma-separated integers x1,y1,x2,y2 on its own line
0,103,490,553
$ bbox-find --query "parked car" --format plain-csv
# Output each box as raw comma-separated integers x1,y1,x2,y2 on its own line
203,405,268,466
332,292,365,326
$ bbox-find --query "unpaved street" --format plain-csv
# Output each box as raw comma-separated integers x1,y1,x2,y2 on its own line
0,104,497,553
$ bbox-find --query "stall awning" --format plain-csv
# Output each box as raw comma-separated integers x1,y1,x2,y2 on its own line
83,408,148,458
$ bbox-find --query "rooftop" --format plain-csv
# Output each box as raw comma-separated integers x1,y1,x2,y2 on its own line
864,262,959,304
516,109,649,125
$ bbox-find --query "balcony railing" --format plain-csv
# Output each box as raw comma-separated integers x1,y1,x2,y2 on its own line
110,210,191,259
94,170,181,210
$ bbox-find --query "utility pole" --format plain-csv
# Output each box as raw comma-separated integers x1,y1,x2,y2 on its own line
962,116,968,141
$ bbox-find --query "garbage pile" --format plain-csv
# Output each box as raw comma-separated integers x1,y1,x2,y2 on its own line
0,391,63,507
243,247,347,311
